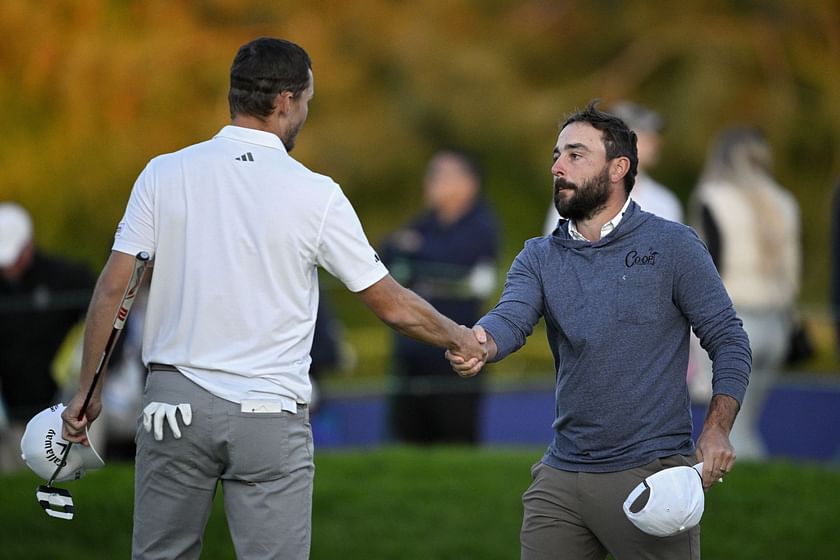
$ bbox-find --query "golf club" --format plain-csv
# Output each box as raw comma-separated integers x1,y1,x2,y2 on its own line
36,251,150,520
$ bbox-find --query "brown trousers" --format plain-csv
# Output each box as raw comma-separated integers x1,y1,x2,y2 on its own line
521,455,701,560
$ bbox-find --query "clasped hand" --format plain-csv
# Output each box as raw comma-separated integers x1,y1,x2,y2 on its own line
142,402,193,441
445,325,488,378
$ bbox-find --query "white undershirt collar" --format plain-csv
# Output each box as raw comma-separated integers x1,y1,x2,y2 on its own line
568,196,632,241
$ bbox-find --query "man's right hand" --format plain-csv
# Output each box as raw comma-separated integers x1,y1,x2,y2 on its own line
61,391,101,445
446,325,491,377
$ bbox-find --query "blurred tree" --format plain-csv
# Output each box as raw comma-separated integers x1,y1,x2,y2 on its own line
0,0,837,314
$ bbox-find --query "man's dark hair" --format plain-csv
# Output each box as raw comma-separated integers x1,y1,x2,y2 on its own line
561,101,639,193
228,37,312,119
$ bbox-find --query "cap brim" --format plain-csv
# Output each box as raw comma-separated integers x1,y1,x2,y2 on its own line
77,428,105,470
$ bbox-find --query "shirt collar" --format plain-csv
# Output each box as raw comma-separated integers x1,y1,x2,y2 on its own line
214,125,288,153
568,196,632,242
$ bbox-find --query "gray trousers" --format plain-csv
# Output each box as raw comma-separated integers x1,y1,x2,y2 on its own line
521,455,700,560
133,367,314,560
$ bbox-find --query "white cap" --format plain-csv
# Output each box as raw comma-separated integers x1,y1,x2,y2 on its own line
20,404,105,482
0,203,33,267
623,462,705,537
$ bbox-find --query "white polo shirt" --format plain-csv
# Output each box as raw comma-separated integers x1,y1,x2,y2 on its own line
113,125,388,405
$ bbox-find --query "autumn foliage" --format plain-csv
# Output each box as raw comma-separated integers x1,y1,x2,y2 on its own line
1,0,838,303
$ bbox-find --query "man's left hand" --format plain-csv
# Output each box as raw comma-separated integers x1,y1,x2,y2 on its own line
695,425,736,490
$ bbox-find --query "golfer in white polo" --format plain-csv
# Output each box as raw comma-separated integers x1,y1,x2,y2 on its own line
61,37,486,559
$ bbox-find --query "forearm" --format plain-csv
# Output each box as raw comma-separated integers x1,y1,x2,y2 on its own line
359,275,470,352
703,394,739,434
696,393,739,488
76,252,136,399
77,288,122,399
382,286,463,349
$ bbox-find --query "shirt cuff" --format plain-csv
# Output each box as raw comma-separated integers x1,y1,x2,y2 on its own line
476,315,519,361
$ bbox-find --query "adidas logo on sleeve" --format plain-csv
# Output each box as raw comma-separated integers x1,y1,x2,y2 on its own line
235,152,254,161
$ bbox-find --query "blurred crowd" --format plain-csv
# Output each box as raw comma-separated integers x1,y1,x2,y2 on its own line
1,100,835,471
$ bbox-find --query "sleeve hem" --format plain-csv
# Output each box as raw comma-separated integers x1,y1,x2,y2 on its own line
477,317,517,361
344,264,389,293
112,240,153,258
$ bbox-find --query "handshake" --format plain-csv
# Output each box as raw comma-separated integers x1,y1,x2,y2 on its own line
446,325,492,378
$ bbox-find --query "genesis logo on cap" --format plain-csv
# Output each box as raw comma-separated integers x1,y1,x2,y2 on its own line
20,404,105,483
623,462,705,537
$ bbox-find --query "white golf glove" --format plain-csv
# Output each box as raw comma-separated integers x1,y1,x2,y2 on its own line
142,402,192,441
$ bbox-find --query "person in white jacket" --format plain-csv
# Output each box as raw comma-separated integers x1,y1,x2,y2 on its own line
690,126,801,460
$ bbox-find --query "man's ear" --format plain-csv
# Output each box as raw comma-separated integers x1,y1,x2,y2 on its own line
274,91,293,115
610,157,630,183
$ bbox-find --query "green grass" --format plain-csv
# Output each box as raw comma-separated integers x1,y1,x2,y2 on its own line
2,448,839,559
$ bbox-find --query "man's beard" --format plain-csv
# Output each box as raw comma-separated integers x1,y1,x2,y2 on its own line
553,166,612,222
282,121,303,152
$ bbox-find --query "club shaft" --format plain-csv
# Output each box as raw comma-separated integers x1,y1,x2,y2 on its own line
47,251,150,486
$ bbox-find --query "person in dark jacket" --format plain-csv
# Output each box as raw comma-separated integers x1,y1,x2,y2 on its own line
0,203,94,472
381,149,500,444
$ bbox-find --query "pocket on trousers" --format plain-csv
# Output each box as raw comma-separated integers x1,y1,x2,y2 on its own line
227,411,294,482
530,461,543,480
657,454,692,469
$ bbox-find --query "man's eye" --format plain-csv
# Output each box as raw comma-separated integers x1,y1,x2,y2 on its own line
569,153,581,160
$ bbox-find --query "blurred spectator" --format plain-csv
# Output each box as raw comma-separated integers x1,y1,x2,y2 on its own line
831,178,840,358
380,149,500,444
0,203,94,472
543,100,682,235
689,126,801,460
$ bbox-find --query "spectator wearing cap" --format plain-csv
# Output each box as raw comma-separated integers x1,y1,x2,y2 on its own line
543,101,683,235
0,203,95,472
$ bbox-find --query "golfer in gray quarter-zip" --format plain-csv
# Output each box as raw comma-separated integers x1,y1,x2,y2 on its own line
479,200,750,472
449,102,751,560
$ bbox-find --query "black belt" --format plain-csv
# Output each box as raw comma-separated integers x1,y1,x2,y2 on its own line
148,363,179,373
